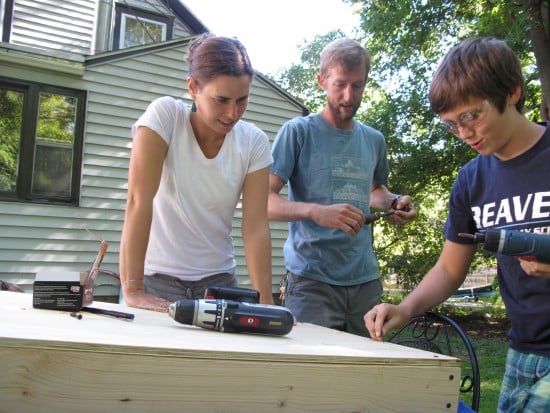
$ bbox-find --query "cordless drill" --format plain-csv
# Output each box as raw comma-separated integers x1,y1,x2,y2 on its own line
168,286,295,335
458,228,550,263
169,299,295,335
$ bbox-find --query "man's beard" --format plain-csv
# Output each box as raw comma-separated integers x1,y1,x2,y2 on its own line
327,99,359,121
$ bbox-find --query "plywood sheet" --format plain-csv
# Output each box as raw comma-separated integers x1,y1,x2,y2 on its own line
0,291,461,412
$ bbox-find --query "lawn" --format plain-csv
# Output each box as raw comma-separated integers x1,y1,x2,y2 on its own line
472,336,507,413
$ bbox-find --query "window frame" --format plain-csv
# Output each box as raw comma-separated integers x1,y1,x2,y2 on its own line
113,4,173,50
0,78,86,206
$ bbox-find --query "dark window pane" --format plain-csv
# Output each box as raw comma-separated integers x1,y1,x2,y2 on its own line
32,144,73,197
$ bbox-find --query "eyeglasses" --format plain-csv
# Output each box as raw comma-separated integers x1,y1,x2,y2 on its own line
440,101,491,134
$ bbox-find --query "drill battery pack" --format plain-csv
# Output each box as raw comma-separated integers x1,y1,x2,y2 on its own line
204,286,260,303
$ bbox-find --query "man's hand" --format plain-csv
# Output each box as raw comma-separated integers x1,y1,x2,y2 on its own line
390,195,417,225
310,203,366,236
364,303,411,341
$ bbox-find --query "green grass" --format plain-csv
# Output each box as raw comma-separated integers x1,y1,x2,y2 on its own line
473,336,507,413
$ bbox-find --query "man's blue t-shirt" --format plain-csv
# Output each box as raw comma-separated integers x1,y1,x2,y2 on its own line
270,114,389,286
445,125,550,355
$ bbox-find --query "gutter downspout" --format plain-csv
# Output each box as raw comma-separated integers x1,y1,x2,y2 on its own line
92,0,114,54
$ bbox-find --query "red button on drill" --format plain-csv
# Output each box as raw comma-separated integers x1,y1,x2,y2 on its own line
240,316,260,327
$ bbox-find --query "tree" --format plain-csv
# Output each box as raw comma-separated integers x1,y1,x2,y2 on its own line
523,0,550,119
350,0,549,120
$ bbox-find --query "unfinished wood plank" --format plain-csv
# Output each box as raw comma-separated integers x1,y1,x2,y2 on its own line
0,291,461,412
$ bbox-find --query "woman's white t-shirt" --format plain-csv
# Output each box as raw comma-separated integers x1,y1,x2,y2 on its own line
132,96,272,280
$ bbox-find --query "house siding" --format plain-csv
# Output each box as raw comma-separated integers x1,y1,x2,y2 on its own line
0,41,302,296
10,0,97,54
9,0,195,56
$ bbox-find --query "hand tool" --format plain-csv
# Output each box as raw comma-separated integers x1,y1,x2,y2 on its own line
363,211,395,225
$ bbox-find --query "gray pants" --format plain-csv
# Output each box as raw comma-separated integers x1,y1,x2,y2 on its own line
143,272,238,302
283,272,383,337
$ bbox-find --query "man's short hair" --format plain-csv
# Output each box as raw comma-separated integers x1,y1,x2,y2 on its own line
320,38,371,80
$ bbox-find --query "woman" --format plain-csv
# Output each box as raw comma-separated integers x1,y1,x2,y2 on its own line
119,33,274,311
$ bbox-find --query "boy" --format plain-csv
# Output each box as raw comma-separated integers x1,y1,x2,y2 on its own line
365,37,550,412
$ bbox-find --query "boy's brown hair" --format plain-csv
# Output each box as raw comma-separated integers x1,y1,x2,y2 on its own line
429,37,526,114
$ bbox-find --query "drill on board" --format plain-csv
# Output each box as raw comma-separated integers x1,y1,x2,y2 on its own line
168,286,295,335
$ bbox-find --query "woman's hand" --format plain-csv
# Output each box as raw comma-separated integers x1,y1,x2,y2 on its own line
123,287,171,312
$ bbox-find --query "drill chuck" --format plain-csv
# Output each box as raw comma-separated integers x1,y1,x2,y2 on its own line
169,299,295,335
459,228,550,263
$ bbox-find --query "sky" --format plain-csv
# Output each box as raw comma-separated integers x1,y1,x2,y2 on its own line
182,0,361,75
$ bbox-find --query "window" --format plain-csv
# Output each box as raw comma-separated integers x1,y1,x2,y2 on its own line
113,5,173,50
0,79,85,205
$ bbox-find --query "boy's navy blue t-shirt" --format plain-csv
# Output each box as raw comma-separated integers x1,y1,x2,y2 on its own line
444,124,550,355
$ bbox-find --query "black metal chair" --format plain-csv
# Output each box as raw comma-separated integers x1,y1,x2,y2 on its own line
388,311,480,412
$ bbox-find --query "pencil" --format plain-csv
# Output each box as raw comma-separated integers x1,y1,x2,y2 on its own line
81,306,134,321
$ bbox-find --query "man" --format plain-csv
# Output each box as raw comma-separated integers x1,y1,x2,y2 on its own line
365,37,550,412
268,37,416,337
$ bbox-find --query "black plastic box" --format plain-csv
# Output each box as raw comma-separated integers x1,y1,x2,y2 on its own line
33,271,93,310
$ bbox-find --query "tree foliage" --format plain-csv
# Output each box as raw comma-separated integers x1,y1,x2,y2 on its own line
271,0,548,290
351,0,549,119
0,90,23,191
